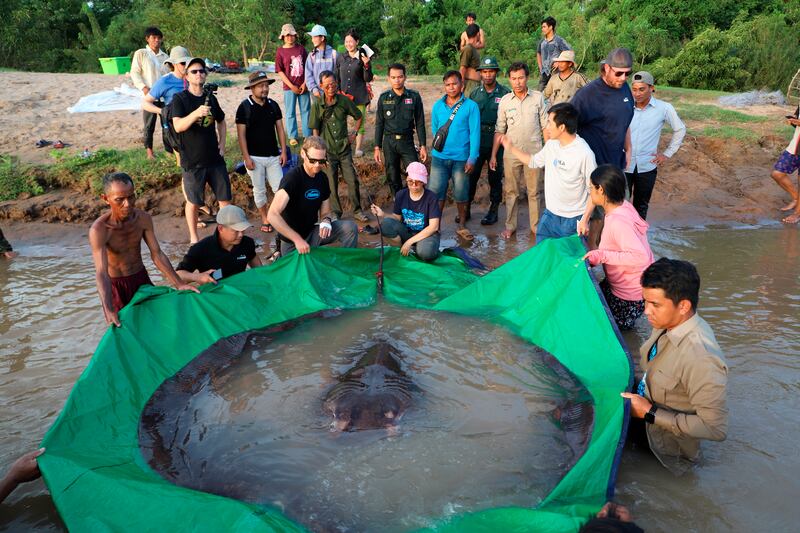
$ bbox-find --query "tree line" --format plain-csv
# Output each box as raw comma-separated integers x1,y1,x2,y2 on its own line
1,0,798,93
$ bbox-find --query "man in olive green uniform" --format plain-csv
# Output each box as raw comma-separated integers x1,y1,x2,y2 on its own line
467,56,509,226
374,63,427,195
309,70,365,221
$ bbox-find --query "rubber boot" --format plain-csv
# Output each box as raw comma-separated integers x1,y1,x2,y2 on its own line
481,202,499,225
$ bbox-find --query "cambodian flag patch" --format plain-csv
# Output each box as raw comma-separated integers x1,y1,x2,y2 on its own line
404,98,413,104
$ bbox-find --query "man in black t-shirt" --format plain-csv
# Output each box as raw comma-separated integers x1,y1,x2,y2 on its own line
268,136,358,256
176,205,262,284
236,71,288,233
171,57,231,244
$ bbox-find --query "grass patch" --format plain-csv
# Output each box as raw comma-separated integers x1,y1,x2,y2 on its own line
0,155,44,201
674,103,769,123
657,85,730,100
691,125,760,142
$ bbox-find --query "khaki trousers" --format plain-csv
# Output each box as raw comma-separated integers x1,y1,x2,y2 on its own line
503,156,544,232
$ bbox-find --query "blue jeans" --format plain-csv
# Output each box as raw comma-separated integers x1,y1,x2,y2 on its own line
279,220,358,255
380,217,440,262
536,209,582,244
283,90,311,140
428,157,469,202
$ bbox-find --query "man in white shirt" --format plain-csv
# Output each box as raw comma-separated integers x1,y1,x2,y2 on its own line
501,102,596,244
625,71,686,220
130,27,170,160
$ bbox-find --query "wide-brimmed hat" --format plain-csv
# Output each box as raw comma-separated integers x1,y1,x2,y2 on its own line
553,50,576,65
244,71,275,89
164,46,192,65
308,24,328,37
406,162,428,184
280,24,297,39
477,56,500,71
216,205,251,231
632,71,655,86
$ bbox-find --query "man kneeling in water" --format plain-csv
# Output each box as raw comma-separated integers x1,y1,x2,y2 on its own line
90,172,198,327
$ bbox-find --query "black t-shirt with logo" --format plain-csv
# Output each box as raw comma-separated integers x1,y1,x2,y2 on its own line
278,165,331,241
234,96,283,157
171,89,226,170
176,230,256,279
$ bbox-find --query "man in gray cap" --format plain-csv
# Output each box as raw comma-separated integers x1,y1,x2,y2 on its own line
141,45,193,165
467,56,510,225
176,205,262,284
626,71,686,220
304,24,338,100
570,48,635,170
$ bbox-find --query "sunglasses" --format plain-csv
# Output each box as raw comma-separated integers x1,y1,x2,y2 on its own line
611,68,631,78
406,179,424,185
189,69,207,75
304,152,327,165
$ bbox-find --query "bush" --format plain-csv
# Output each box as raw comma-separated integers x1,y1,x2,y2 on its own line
0,156,44,201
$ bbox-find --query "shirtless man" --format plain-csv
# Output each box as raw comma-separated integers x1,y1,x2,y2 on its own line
89,172,198,327
459,13,485,50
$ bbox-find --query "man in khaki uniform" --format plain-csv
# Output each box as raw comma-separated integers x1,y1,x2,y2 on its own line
622,258,728,474
543,50,587,105
491,61,548,239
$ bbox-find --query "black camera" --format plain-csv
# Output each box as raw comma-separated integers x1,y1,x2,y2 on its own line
203,83,219,96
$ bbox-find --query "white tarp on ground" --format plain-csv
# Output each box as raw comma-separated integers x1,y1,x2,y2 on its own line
67,84,143,113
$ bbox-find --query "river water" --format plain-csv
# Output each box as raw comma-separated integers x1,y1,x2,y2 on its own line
0,221,798,531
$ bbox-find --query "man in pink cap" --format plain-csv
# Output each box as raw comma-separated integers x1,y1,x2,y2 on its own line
370,162,441,261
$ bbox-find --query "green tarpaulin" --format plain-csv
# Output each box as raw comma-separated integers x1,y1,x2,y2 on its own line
40,236,632,532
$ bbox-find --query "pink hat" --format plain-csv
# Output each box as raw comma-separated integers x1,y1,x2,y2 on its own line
406,162,428,184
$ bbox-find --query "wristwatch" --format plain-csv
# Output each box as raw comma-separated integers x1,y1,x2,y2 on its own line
644,404,658,424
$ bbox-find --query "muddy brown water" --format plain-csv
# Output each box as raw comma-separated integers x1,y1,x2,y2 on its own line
0,221,798,531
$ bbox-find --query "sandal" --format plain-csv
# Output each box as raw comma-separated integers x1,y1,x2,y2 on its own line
196,221,207,229
53,140,65,149
198,206,216,217
267,250,281,264
35,139,52,148
260,223,274,233
456,227,475,241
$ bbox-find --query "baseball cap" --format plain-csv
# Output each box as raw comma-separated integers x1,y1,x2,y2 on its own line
600,48,633,69
186,57,206,70
406,162,428,184
632,71,655,86
308,24,328,37
216,205,251,231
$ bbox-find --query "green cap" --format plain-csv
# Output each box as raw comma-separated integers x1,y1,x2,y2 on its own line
477,56,500,71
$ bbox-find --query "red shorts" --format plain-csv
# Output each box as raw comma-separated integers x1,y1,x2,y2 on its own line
111,269,153,312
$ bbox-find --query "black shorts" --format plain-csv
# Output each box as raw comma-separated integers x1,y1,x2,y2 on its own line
182,165,231,206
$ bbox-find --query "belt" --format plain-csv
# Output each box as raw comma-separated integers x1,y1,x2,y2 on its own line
384,133,409,140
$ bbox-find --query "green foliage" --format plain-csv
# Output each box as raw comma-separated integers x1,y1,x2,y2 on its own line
0,0,798,92
0,156,44,201
691,125,760,142
650,27,749,91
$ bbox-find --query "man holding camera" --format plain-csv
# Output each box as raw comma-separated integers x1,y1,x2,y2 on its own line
171,57,231,243
176,205,262,285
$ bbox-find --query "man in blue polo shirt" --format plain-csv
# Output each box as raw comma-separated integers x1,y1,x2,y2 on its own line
176,205,262,284
429,70,480,241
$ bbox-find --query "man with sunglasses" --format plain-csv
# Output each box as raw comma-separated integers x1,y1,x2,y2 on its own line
171,57,231,243
268,136,358,256
570,48,635,171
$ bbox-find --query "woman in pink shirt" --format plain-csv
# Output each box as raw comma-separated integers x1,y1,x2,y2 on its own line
584,165,654,330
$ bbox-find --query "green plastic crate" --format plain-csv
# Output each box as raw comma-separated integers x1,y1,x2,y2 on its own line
98,56,132,75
